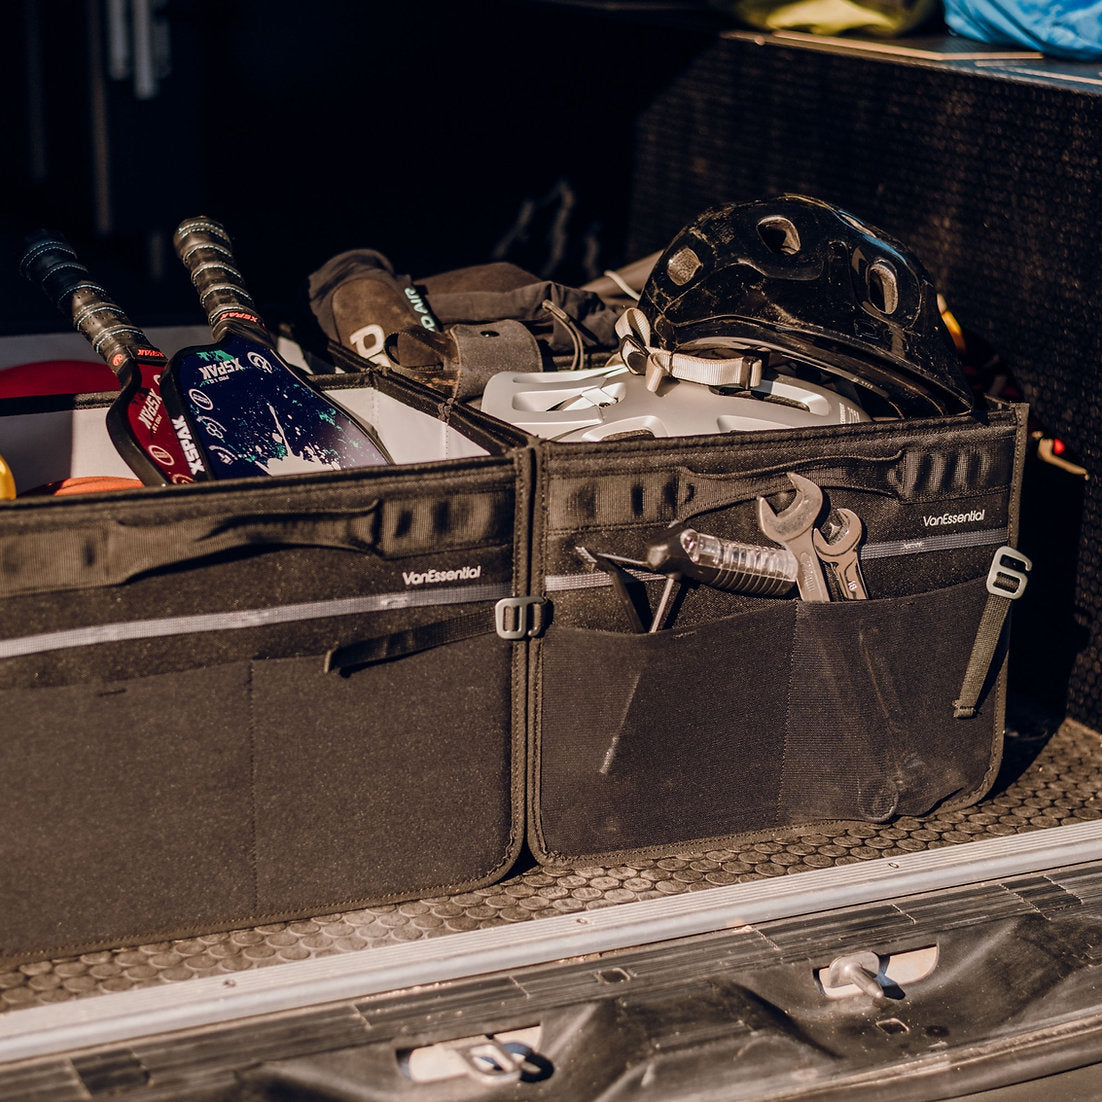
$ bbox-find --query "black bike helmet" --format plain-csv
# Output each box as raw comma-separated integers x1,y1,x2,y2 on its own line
637,195,974,418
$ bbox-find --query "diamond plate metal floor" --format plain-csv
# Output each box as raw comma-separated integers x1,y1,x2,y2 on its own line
2,697,1097,1014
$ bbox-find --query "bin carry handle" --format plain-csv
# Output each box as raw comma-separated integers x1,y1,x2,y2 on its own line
0,502,381,599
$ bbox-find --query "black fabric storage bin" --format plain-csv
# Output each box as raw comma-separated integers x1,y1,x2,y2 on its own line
0,322,1031,955
0,367,531,963
528,402,1029,865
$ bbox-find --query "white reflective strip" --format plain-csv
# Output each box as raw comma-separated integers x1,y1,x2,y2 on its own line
0,582,511,660
546,527,1010,593
544,568,660,593
860,526,1009,560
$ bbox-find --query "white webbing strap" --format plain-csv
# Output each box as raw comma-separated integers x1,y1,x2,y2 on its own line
614,307,765,393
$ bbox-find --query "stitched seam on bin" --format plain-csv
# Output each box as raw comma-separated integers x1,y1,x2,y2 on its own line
778,602,800,824
247,661,260,914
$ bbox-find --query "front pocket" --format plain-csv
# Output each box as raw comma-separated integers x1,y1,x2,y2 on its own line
0,663,256,960
534,601,798,861
0,619,521,961
251,632,519,912
779,576,998,823
534,575,1001,862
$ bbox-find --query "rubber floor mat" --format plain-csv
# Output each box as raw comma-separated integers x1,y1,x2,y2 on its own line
1,695,1096,1012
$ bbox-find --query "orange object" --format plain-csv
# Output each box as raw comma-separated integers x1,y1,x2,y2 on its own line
23,476,144,497
0,454,14,499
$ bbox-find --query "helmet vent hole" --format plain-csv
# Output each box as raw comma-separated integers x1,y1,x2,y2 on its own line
756,216,801,255
866,261,899,315
666,246,701,286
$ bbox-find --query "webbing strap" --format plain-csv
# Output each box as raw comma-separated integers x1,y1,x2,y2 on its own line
615,307,764,392
324,594,549,673
324,609,496,674
953,546,1032,718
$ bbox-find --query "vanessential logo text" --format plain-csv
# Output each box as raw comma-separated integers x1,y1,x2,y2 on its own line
402,565,483,587
922,508,986,528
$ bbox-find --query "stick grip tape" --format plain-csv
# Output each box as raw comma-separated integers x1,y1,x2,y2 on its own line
173,216,265,342
20,232,162,375
19,230,195,486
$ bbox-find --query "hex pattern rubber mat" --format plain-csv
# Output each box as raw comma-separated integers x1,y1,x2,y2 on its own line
1,698,1098,1013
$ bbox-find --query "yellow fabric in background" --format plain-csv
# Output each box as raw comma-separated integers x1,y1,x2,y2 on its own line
716,0,940,37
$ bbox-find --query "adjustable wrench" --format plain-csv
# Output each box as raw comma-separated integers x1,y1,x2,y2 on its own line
756,472,831,602
813,508,868,599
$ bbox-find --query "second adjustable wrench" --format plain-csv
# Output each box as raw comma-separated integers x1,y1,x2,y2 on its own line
756,472,831,602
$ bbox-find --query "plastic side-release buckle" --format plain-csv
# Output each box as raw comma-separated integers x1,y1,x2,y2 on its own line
953,544,1033,719
495,596,548,640
986,545,1032,599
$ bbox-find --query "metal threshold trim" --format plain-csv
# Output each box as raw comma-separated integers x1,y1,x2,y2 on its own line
4,819,1102,1064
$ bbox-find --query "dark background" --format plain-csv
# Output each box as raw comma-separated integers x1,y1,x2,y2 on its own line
7,0,1102,731
1,0,719,336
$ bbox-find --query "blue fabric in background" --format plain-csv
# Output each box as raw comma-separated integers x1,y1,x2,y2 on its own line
944,0,1102,59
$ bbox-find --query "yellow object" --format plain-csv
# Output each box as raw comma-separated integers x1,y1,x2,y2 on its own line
0,455,15,500
716,0,939,37
937,294,968,356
